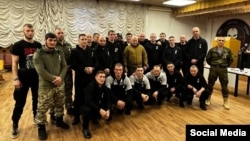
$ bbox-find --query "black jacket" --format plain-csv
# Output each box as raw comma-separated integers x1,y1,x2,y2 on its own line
70,45,98,88
162,46,182,67
184,72,208,90
166,70,184,91
106,40,123,65
144,42,163,68
85,80,112,112
186,37,208,64
95,45,113,71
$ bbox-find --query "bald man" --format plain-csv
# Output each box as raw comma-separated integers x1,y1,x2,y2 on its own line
123,36,148,76
138,32,149,47
206,37,233,110
95,36,112,76
184,65,209,110
144,33,164,73
186,27,208,75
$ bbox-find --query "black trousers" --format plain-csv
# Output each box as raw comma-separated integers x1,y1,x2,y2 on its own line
185,88,209,104
133,90,150,107
167,89,183,100
112,93,133,113
181,62,188,77
147,90,168,105
81,106,107,129
73,85,85,117
12,69,38,124
73,74,93,117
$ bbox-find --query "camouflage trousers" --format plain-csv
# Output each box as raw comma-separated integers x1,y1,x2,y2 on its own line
208,67,229,98
49,70,73,114
35,84,65,124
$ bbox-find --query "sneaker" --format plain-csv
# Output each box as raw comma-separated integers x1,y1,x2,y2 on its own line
10,124,19,139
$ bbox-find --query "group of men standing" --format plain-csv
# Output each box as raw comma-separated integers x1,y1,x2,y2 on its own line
9,24,234,140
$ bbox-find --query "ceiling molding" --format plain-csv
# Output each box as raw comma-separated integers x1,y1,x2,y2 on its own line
148,6,172,12
173,0,250,17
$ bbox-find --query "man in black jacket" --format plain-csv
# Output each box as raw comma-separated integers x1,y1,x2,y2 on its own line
106,30,123,68
81,70,111,139
162,36,182,72
144,33,163,73
186,27,208,75
129,66,150,109
105,63,133,115
70,34,99,125
95,36,112,76
145,65,168,105
165,62,185,107
184,65,209,110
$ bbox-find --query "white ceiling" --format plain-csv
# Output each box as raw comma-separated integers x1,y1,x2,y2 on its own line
100,0,204,8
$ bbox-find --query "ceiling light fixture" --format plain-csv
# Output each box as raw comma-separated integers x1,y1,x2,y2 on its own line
118,0,140,2
163,0,196,7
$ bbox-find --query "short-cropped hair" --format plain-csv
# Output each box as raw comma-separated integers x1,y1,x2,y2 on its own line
45,33,57,40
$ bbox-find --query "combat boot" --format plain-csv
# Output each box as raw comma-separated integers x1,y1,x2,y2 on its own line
38,124,47,140
56,117,70,129
50,113,56,125
67,107,74,115
223,98,230,110
200,102,207,110
179,99,185,108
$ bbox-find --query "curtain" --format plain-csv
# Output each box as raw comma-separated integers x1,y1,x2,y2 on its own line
0,0,147,48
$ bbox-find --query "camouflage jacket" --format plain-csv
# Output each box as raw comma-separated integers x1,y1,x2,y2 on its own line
206,46,234,67
33,47,67,88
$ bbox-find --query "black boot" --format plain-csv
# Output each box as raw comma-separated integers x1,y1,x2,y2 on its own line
67,107,75,115
56,117,70,129
200,102,207,111
38,124,47,140
187,99,192,105
179,98,185,108
83,128,92,139
157,100,163,105
50,114,56,125
166,97,171,102
10,123,19,139
179,101,185,108
138,104,144,110
124,109,131,115
92,118,99,125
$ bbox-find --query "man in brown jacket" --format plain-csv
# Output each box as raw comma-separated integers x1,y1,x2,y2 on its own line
123,36,148,76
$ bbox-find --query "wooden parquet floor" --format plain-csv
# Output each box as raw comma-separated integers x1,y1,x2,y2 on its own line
0,71,250,141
